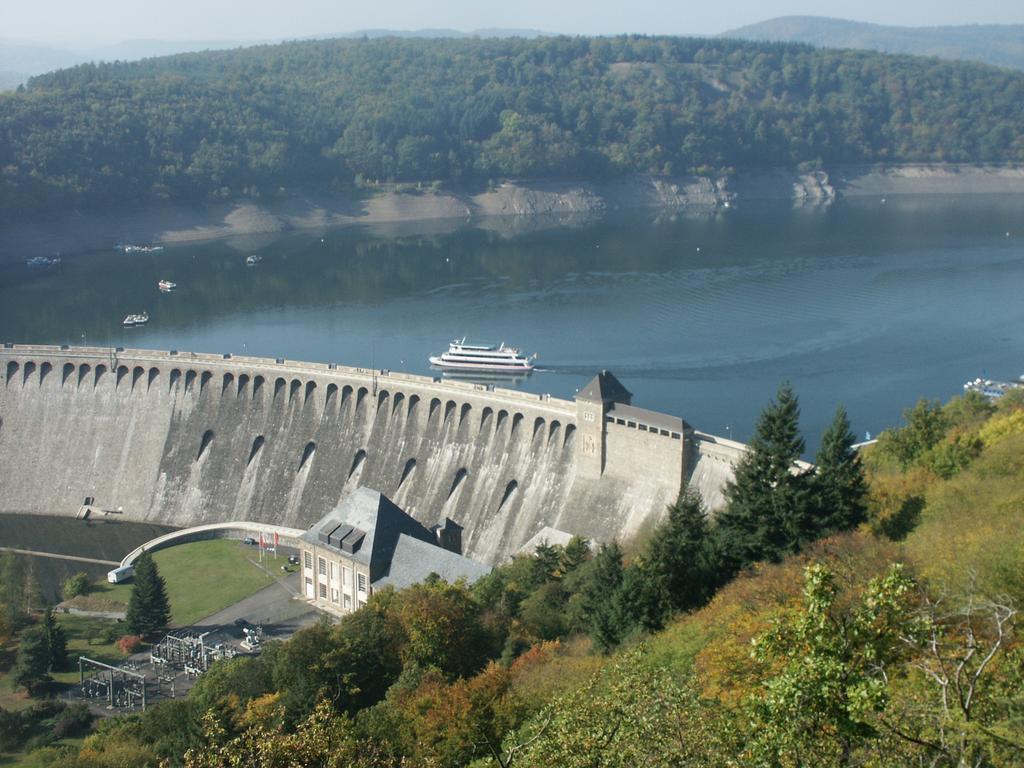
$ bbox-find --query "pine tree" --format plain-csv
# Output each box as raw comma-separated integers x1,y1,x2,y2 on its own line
12,626,52,694
42,605,68,671
531,541,563,586
580,542,626,653
644,489,720,616
716,384,813,571
126,550,171,637
813,405,868,536
559,536,591,576
612,559,666,634
0,552,27,634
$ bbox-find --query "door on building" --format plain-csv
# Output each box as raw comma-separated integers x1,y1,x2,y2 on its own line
305,577,314,599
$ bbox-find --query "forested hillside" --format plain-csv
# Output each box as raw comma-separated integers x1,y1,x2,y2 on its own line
2,35,1024,219
6,386,1022,767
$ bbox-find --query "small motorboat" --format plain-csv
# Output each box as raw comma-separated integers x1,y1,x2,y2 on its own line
26,256,61,268
158,280,177,292
245,254,263,266
123,312,150,327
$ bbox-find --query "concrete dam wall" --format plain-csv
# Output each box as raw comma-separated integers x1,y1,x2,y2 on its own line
0,345,742,564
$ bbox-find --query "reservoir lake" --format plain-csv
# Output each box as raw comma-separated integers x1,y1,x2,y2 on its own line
3,194,1023,452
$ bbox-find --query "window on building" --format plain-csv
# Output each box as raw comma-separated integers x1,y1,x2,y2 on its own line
343,566,350,586
303,551,312,569
318,557,327,576
331,588,339,603
319,583,327,599
357,572,367,593
329,561,336,580
358,600,366,609
343,594,351,609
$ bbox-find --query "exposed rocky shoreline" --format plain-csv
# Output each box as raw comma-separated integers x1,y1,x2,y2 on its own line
3,164,1024,260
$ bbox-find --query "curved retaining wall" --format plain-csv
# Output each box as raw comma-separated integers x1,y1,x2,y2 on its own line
119,521,306,567
0,345,742,564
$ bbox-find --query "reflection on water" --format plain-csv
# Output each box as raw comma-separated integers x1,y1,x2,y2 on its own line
437,368,534,387
2,196,1024,451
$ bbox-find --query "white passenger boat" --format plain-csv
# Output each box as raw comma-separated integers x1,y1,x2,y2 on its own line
429,338,536,372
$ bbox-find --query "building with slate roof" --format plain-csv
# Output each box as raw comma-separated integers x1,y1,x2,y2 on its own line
299,487,490,614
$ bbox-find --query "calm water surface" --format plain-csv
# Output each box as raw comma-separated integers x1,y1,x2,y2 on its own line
3,195,1024,452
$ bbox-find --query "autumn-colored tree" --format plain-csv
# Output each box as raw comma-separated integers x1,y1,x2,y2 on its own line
508,648,740,768
747,563,924,766
184,700,386,768
393,579,490,679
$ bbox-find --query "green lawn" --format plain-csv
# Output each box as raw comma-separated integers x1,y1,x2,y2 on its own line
50,614,126,685
98,539,278,627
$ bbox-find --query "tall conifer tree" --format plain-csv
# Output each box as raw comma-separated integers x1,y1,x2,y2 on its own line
643,489,718,617
716,384,812,570
42,605,67,670
813,405,868,535
126,550,171,637
581,542,626,653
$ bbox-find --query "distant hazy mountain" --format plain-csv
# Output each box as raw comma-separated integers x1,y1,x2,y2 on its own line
0,37,264,90
723,16,1024,71
0,39,82,88
334,28,548,40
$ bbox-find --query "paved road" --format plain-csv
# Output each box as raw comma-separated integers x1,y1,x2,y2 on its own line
193,568,319,641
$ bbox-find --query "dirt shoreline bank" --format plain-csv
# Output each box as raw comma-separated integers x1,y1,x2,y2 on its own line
3,164,1024,259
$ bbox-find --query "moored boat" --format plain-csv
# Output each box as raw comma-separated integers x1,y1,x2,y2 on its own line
964,375,1024,401
245,254,262,266
429,338,536,372
122,312,150,327
26,256,61,268
158,279,177,291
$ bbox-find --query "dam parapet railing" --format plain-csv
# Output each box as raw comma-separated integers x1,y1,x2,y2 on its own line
0,342,576,419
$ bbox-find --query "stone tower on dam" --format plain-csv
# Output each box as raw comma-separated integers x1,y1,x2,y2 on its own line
0,344,743,564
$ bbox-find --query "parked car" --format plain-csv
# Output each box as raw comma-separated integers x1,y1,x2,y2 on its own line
242,536,257,546
287,555,300,565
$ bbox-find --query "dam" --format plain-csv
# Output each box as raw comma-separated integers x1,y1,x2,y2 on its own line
0,344,742,564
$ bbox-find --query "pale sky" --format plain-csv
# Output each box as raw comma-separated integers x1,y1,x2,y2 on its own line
3,0,1024,44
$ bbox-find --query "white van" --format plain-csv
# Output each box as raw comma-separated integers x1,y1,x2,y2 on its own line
107,566,134,584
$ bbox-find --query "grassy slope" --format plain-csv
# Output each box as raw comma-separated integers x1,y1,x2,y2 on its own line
632,395,1024,704
65,539,278,626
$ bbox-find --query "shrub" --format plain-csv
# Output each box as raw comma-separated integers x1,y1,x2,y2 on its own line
118,634,142,655
50,703,92,740
63,572,90,599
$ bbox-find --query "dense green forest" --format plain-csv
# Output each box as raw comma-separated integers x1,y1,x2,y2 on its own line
2,35,1024,219
3,386,1023,766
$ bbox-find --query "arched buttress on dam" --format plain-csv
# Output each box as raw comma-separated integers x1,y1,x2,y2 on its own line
0,345,743,565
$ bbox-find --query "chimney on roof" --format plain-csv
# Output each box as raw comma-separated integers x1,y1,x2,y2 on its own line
431,518,463,554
